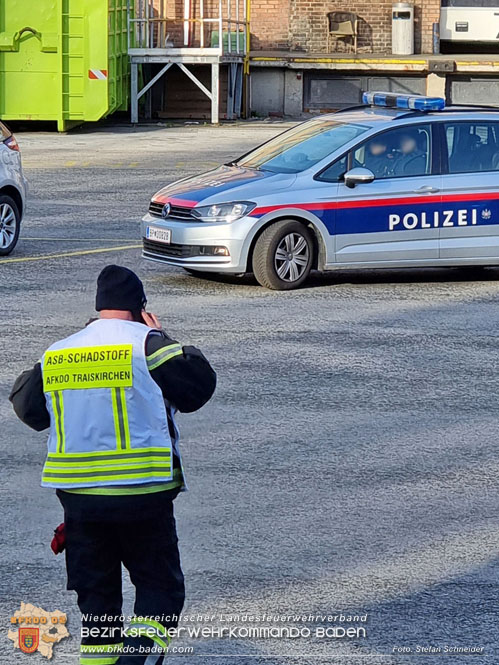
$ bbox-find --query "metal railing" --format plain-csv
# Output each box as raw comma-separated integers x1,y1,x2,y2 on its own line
127,0,248,55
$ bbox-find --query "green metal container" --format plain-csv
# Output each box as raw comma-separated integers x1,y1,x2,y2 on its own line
0,0,130,131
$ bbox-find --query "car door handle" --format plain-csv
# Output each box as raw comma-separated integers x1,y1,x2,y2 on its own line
414,185,439,193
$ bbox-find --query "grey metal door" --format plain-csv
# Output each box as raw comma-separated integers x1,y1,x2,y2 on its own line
440,120,499,260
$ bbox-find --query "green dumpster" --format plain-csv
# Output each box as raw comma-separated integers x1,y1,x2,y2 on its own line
210,30,247,53
0,0,130,131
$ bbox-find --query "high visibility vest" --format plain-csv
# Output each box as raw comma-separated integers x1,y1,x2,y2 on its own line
40,319,181,490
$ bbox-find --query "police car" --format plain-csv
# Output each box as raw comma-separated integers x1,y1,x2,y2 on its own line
142,92,499,289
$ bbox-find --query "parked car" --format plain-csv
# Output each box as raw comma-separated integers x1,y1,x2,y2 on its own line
142,92,499,289
0,121,27,256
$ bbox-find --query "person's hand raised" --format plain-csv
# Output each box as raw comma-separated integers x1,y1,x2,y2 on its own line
141,311,162,329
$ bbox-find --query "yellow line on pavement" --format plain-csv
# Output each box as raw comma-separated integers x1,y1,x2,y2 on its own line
23,237,137,242
0,244,142,265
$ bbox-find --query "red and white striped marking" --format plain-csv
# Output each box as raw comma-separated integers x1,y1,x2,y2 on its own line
88,69,108,80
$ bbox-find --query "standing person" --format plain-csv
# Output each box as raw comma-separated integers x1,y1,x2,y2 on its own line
9,265,217,665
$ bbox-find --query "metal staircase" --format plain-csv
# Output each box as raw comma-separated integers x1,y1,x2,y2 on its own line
127,0,248,123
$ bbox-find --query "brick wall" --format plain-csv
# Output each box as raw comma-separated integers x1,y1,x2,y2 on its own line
420,0,440,53
250,0,290,50
287,0,440,54
149,0,439,54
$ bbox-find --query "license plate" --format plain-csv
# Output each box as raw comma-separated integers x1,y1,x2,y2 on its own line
146,226,171,244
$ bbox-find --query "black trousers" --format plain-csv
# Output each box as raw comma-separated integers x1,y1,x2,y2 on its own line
60,492,185,665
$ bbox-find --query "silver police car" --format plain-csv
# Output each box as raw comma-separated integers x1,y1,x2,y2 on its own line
142,92,499,289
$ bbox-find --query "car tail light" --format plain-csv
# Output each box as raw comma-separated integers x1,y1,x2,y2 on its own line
4,135,19,152
1,121,19,152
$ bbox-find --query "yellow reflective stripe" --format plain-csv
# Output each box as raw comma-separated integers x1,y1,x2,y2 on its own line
111,388,123,450
51,391,65,453
67,479,183,496
50,393,60,452
44,456,172,469
80,658,120,665
110,387,131,451
119,388,131,450
43,462,172,476
131,617,170,637
146,343,182,362
47,447,172,460
148,349,183,371
64,470,184,495
146,344,183,371
127,628,168,650
42,470,174,484
128,617,170,649
59,391,66,454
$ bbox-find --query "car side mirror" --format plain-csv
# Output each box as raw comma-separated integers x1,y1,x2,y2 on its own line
343,167,375,189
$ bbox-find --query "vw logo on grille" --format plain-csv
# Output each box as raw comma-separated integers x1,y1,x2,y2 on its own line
161,203,171,218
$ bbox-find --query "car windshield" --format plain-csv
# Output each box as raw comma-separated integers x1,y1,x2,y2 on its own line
234,119,370,173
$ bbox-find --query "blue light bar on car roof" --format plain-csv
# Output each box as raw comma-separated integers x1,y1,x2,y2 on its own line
362,91,446,111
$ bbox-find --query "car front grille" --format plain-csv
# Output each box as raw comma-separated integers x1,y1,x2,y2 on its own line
143,238,200,258
148,201,165,217
148,200,196,221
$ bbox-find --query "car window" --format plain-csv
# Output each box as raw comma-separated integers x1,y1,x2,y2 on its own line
235,119,369,174
445,121,499,173
352,124,432,179
316,154,348,182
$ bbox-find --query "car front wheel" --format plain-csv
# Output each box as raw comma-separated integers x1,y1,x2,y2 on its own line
252,220,314,290
0,195,21,256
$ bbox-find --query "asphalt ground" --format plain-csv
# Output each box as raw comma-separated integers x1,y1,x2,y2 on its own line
2,121,499,664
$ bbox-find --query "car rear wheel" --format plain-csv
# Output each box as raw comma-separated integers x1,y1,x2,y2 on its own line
0,195,20,256
252,220,314,290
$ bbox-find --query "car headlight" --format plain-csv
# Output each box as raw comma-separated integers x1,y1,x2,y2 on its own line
191,201,256,223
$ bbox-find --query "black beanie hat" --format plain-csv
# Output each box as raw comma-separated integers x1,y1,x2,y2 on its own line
95,265,147,312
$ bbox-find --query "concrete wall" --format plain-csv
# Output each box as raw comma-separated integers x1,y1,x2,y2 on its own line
449,77,499,105
250,66,499,117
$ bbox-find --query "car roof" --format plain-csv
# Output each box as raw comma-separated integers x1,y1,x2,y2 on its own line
316,105,499,129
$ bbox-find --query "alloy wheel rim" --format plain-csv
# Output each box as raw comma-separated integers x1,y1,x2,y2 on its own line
274,232,310,282
0,203,16,249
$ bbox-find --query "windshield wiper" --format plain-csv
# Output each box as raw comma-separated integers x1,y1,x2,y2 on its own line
228,162,265,172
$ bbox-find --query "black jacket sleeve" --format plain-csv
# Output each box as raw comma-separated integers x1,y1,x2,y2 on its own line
9,363,50,432
146,331,216,413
